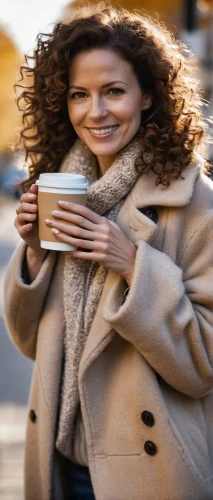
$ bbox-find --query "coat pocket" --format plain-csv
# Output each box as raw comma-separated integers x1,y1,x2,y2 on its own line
167,416,213,487
158,377,213,486
93,452,213,500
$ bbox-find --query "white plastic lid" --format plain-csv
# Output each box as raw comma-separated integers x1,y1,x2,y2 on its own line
36,173,89,189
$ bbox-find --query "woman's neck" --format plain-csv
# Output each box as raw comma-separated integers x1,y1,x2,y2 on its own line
97,154,117,176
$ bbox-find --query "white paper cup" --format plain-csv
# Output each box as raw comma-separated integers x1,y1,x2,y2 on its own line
36,173,89,251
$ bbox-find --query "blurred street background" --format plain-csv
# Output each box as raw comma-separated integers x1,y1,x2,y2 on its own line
0,0,213,498
0,195,33,499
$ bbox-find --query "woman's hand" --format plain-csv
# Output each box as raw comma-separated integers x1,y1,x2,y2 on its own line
15,183,40,251
46,201,137,285
15,183,47,282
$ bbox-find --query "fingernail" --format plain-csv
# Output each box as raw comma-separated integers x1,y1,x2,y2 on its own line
58,200,68,206
28,193,35,198
45,219,52,224
52,228,59,234
52,210,60,215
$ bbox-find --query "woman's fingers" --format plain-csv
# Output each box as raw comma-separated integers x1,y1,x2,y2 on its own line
14,212,32,231
20,191,37,204
51,228,108,251
46,219,102,241
16,222,33,235
58,201,102,225
16,186,37,225
13,184,41,251
17,212,37,223
52,210,96,231
15,185,38,230
16,201,38,215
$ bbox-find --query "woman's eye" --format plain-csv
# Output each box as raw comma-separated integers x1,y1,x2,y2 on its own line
70,92,87,99
107,88,124,96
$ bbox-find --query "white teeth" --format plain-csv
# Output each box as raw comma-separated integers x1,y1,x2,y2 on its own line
89,126,118,135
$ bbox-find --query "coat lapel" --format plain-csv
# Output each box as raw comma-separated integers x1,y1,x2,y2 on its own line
79,191,159,375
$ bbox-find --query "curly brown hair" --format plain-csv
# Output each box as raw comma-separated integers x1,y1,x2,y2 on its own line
16,2,208,190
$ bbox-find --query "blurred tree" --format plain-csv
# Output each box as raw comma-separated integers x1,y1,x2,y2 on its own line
0,27,22,153
63,0,181,30
196,0,213,28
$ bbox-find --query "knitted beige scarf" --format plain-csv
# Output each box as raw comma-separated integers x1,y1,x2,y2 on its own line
56,136,142,459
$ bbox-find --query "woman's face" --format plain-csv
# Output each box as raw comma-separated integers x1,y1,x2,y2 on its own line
67,48,152,171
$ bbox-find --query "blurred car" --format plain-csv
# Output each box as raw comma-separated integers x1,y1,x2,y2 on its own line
0,160,26,199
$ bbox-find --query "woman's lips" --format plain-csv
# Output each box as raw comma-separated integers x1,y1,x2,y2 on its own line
86,125,119,138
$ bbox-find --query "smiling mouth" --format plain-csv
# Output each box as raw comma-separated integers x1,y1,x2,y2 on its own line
87,125,119,136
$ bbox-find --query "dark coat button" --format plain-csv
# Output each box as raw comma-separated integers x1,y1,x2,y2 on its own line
141,411,155,427
29,409,37,423
144,441,157,456
139,207,158,224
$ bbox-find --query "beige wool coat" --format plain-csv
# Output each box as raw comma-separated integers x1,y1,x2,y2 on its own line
4,155,213,500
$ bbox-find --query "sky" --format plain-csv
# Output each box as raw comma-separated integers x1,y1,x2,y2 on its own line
0,0,69,53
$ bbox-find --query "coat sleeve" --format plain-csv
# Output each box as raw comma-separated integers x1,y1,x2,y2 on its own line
103,212,213,399
4,242,57,360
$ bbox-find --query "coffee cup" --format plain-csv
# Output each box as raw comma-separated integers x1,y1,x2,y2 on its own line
36,173,89,251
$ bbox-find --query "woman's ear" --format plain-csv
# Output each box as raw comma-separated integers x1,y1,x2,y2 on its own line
141,94,153,111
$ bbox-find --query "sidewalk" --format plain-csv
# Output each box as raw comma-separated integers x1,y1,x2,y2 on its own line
0,404,27,500
0,195,27,500
0,195,29,499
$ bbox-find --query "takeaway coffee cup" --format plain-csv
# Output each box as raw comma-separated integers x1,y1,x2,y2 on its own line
36,173,89,251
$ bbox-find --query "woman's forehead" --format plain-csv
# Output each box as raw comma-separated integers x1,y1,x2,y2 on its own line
68,48,135,84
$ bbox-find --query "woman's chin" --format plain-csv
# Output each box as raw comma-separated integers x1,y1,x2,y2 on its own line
82,138,124,159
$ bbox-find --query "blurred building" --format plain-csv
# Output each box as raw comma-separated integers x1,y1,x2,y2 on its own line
180,0,213,163
0,26,24,195
0,27,21,153
64,0,181,30
181,0,213,112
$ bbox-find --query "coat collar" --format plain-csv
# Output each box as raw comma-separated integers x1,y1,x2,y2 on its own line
114,153,203,248
62,137,202,210
131,154,203,209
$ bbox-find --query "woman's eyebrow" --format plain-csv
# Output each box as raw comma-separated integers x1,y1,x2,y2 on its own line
69,80,128,90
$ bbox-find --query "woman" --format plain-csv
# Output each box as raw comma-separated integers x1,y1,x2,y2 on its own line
4,4,213,499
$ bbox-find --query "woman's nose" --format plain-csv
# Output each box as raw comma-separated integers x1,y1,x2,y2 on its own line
88,96,108,120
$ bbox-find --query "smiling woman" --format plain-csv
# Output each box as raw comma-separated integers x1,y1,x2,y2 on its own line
4,3,213,500
16,2,207,190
